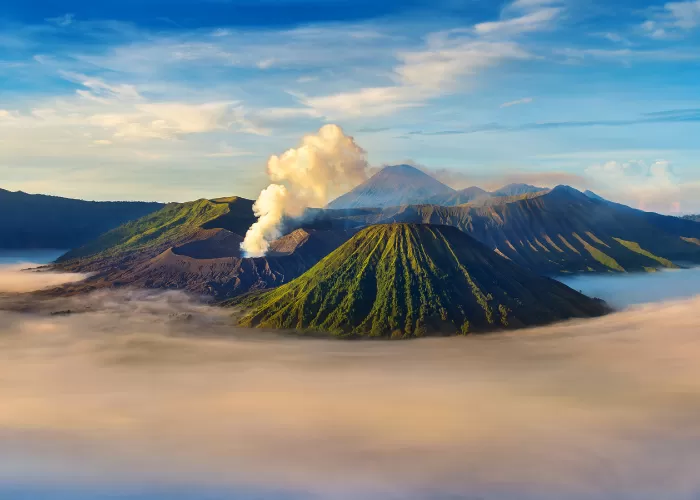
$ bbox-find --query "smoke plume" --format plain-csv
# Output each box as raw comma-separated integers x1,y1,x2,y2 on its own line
241,124,369,257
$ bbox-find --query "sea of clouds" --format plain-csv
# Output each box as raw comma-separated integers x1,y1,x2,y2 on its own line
2,261,700,499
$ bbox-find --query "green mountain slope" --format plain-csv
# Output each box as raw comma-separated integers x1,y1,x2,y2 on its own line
0,188,163,250
234,224,608,338
58,197,255,266
51,198,355,300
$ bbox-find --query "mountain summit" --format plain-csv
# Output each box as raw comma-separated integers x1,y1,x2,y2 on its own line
235,223,608,338
327,164,456,209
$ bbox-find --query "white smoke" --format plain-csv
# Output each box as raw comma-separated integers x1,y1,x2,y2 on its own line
241,124,369,257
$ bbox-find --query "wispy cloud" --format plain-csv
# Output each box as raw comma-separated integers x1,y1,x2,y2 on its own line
205,142,255,158
45,13,75,27
408,107,700,136
475,8,561,36
642,0,700,38
501,97,534,108
1,72,270,140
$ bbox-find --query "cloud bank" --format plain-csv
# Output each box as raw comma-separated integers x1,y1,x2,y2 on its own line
2,274,700,498
0,263,88,293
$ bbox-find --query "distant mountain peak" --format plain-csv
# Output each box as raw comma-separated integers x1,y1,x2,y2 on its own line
583,190,607,202
492,183,545,197
380,164,425,174
327,164,455,210
548,185,590,201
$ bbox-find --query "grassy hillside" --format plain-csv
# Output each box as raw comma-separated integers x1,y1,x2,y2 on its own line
233,224,608,338
59,197,255,264
0,188,163,249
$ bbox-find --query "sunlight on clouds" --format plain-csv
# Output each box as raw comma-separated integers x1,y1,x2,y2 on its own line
396,40,530,91
501,96,534,107
300,86,426,118
4,289,700,497
0,73,270,146
296,0,549,119
301,38,531,118
586,159,696,213
205,142,255,158
475,8,561,36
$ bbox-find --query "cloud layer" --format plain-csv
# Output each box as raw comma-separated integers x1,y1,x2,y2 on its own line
0,263,88,293
3,272,700,498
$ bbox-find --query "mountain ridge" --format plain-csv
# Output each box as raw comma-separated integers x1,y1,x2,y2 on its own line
0,188,164,249
327,164,456,209
233,224,609,338
327,165,547,209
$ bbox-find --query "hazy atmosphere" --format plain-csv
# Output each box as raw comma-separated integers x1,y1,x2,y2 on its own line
2,261,700,499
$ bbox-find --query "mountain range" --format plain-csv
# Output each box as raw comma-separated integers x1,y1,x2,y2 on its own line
0,188,163,249
327,164,545,209
55,196,355,298
48,165,700,305
233,224,608,338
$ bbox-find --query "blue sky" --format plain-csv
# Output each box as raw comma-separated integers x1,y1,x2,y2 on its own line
1,0,700,212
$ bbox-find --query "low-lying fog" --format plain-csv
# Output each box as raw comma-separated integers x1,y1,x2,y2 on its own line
3,261,700,499
558,267,700,308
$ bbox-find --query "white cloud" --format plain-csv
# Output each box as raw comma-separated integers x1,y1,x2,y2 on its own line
92,139,112,145
300,37,531,118
301,86,426,118
586,159,686,212
206,142,254,158
45,13,75,27
475,8,561,36
501,97,534,108
555,47,700,63
296,76,318,84
5,74,270,141
396,40,530,91
642,0,700,38
0,109,18,121
256,58,276,69
291,0,552,119
253,107,321,120
509,0,563,9
666,0,700,28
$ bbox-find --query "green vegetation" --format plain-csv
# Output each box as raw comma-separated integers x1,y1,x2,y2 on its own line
233,224,608,339
59,197,255,263
543,235,564,253
558,234,580,254
573,233,625,272
534,238,550,253
613,238,678,269
585,232,609,248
